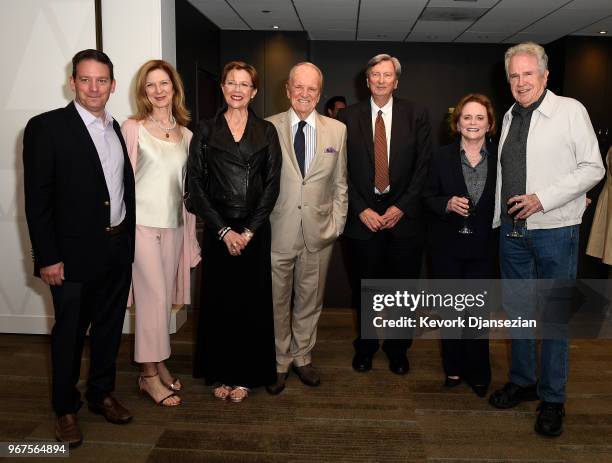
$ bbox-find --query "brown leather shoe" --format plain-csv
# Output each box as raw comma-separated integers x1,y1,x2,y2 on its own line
55,414,83,448
292,364,320,387
266,372,289,395
88,395,133,424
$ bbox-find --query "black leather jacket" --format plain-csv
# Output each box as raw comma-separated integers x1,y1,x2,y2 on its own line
186,107,282,233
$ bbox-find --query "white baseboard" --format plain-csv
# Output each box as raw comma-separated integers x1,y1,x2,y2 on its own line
0,313,54,334
0,305,188,335
122,304,187,334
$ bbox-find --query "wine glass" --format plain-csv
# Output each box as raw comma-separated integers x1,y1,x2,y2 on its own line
458,195,475,235
506,194,524,238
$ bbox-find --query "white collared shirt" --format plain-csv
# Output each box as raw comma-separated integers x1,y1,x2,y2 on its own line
74,100,126,226
290,108,317,175
371,97,393,193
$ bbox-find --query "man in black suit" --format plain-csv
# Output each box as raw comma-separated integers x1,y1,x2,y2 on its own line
23,49,135,447
338,54,432,375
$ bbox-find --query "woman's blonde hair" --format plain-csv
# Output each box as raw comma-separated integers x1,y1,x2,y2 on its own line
131,60,190,126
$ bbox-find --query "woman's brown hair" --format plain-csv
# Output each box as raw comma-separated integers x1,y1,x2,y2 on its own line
450,93,497,137
221,61,259,90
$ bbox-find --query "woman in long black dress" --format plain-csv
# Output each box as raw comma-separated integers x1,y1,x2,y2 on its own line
186,61,281,402
423,93,498,397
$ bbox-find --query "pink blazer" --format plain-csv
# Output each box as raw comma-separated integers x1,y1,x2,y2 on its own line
121,118,202,305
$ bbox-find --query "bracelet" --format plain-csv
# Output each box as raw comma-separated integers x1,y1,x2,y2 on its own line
243,228,254,239
218,227,231,240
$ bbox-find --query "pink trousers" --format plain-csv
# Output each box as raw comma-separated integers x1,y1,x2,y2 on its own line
133,225,183,363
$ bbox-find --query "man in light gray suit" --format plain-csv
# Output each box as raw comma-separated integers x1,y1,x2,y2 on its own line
266,62,348,394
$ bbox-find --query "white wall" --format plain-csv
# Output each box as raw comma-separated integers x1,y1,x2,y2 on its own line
0,0,97,333
1,0,176,334
103,0,176,122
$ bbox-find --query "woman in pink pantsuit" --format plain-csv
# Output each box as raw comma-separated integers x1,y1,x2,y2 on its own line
122,60,201,407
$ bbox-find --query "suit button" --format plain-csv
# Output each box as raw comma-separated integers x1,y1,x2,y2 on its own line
298,205,302,209
302,181,306,185
104,201,110,206
105,226,111,232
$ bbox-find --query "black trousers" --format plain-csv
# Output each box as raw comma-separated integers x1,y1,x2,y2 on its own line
347,214,423,359
194,219,276,388
49,232,131,416
430,252,493,385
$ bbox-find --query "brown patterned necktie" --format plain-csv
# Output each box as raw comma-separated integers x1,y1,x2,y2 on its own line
374,109,389,192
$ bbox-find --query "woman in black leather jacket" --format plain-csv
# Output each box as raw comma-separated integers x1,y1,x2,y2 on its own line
186,61,281,402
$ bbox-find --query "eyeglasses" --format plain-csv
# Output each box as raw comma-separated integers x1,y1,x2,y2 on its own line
224,80,254,90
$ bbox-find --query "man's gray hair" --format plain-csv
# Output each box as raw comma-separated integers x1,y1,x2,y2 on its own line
504,42,548,80
366,54,401,78
288,62,324,89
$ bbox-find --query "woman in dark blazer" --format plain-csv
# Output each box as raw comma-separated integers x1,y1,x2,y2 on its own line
424,93,498,397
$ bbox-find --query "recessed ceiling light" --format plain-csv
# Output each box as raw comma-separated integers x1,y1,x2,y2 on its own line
599,30,607,35
272,25,279,30
261,10,270,13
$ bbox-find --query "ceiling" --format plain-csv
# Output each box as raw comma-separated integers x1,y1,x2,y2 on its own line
187,0,612,43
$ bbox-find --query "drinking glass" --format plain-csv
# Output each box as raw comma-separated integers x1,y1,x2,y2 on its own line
506,195,524,238
458,196,475,235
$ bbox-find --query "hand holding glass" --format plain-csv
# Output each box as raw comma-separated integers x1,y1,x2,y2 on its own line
506,195,524,238
458,196,475,235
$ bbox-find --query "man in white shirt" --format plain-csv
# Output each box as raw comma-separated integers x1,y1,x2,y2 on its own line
23,49,136,447
489,42,604,437
337,54,432,376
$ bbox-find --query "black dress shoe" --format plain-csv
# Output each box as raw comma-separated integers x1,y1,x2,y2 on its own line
489,382,538,409
266,372,289,395
388,357,409,375
292,364,320,387
535,401,565,437
88,395,133,424
444,376,462,388
352,353,372,372
470,384,489,398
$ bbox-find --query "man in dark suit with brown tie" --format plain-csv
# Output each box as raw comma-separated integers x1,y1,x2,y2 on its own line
23,49,135,447
338,54,432,375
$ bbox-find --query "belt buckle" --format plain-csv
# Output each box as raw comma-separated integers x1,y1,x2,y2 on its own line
106,222,124,235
